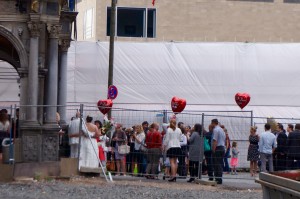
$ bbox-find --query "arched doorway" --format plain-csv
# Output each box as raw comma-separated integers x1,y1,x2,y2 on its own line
0,30,20,104
0,25,28,70
0,25,29,120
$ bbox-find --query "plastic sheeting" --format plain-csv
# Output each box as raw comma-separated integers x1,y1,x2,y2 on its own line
0,61,19,101
68,42,300,116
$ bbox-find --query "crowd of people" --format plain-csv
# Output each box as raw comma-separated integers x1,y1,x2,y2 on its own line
66,112,300,184
67,114,242,184
2,107,299,184
250,122,300,174
0,108,19,160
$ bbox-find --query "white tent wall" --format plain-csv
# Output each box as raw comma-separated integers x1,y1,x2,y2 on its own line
68,41,300,121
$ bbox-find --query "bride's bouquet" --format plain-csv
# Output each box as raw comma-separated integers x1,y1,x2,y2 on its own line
102,115,114,135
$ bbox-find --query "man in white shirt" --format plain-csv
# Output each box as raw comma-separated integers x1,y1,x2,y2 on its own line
68,112,81,158
259,123,277,172
211,119,226,184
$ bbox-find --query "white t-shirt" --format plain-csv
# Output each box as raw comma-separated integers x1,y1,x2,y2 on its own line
0,120,9,131
134,132,145,150
68,118,80,145
180,134,187,146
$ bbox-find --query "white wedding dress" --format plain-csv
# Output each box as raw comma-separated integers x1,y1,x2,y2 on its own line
79,125,99,169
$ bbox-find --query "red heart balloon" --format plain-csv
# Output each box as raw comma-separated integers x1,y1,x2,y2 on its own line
235,93,251,109
171,97,187,113
97,99,113,115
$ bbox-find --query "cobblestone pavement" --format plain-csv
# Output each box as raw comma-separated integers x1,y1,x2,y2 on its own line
0,174,262,199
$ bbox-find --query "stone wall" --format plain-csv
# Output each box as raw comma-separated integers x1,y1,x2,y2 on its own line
0,0,20,14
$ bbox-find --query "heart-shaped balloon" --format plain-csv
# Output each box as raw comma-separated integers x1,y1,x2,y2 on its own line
235,93,250,109
171,97,186,113
97,99,113,115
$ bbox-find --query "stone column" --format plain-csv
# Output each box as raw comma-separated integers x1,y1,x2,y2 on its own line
58,38,71,126
45,24,62,125
27,21,41,124
17,68,28,123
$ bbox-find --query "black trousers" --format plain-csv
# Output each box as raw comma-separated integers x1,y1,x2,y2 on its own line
178,146,187,176
205,151,214,179
287,156,300,170
132,150,144,174
189,160,199,178
213,146,225,182
276,153,287,171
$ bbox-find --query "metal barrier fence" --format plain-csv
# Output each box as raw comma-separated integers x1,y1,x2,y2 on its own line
1,104,300,181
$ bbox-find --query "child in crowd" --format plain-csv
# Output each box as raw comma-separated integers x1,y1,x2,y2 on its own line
230,141,239,175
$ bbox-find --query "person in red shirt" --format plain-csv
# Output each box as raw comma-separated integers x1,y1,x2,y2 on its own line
145,122,162,179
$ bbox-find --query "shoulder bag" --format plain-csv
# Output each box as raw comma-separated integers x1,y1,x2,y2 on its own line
118,144,130,155
204,137,211,152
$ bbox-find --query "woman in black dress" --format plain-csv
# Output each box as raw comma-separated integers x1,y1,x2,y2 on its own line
247,126,259,177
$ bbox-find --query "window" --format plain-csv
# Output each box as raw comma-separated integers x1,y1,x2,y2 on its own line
147,9,156,38
284,0,300,3
46,2,59,15
228,0,273,2
84,8,94,39
107,7,156,38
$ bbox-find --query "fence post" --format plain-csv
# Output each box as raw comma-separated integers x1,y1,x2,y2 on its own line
250,110,254,126
163,110,167,123
198,113,205,179
9,105,14,164
77,103,84,170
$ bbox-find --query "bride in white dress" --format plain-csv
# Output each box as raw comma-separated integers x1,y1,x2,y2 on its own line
79,116,100,169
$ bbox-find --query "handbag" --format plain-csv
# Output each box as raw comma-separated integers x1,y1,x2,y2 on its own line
140,143,148,153
106,156,116,171
118,144,130,155
204,137,211,152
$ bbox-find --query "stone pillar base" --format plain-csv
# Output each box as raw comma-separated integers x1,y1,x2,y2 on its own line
21,124,60,162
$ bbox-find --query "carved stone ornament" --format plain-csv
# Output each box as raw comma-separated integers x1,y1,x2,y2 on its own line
22,135,39,162
27,21,42,37
31,0,39,13
59,38,71,52
42,135,59,161
47,24,62,39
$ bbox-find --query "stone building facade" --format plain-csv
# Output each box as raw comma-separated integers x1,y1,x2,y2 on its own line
76,0,300,42
0,0,77,162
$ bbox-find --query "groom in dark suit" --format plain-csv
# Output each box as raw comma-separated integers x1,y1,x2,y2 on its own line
276,123,288,170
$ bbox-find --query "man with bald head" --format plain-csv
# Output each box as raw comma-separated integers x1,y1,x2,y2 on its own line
68,112,81,158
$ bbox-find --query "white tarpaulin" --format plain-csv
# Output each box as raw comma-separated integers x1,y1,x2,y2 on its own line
68,41,300,112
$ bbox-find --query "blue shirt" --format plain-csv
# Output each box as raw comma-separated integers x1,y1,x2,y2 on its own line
259,130,277,154
212,125,226,147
